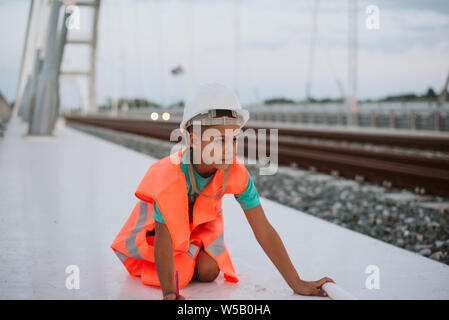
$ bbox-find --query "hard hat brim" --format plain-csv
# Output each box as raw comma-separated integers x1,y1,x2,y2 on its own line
180,108,249,132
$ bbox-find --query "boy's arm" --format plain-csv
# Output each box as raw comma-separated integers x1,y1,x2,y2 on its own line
154,221,184,300
243,204,335,296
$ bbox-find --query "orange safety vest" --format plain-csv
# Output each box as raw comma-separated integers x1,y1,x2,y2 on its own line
110,146,249,289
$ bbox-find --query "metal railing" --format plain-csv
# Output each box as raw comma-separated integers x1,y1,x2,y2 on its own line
63,102,449,132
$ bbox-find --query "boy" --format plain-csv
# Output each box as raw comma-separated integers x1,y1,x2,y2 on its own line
111,83,334,300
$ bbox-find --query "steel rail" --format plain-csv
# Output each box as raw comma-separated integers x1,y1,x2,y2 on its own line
65,115,449,196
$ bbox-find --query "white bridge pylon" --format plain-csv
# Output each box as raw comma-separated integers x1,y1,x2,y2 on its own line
13,0,101,135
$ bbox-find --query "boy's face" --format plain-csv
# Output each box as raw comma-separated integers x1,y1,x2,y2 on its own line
189,124,241,170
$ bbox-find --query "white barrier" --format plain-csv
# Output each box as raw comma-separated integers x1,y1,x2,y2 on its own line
322,282,357,300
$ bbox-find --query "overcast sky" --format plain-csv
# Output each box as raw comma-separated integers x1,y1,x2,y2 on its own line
1,0,448,108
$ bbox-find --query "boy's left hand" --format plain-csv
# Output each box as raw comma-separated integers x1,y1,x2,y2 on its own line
293,277,335,297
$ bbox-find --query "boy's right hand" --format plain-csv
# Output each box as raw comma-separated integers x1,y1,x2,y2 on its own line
163,292,186,300
293,277,335,297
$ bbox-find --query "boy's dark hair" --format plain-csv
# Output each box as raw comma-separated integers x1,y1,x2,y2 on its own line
186,109,237,134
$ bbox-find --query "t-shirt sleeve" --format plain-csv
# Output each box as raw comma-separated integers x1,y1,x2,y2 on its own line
234,173,261,210
152,200,166,224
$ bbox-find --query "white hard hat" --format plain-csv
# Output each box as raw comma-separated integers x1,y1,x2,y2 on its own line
180,83,250,132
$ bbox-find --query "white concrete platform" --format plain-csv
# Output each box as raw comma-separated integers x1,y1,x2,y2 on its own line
1,116,449,300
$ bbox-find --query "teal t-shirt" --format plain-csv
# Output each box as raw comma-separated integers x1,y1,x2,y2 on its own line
152,148,260,224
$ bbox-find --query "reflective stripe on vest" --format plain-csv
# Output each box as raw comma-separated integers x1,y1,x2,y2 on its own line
125,200,148,260
114,250,128,263
186,243,200,259
206,233,226,258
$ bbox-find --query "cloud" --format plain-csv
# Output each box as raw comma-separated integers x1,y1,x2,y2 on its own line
1,0,449,106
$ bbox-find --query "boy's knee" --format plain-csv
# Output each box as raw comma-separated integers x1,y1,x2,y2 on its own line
194,251,220,282
196,267,219,282
196,265,219,282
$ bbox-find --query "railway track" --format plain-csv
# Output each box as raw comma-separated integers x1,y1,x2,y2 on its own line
65,115,449,196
